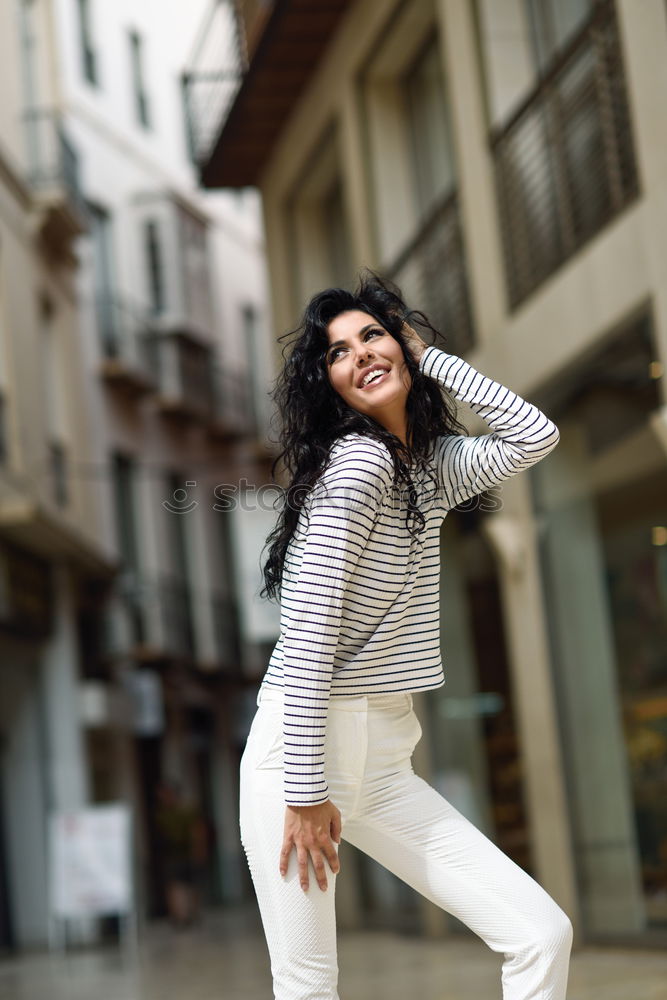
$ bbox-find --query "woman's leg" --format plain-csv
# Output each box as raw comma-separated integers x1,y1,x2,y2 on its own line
239,697,363,1000
342,704,573,1000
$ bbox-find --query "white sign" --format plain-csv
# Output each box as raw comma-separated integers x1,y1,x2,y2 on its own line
49,804,132,918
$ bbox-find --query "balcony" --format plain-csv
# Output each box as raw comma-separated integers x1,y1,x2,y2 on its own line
24,108,88,250
104,572,197,664
491,0,639,309
184,0,352,187
385,190,475,357
144,330,215,424
103,574,248,672
209,365,258,442
182,0,248,170
97,295,156,397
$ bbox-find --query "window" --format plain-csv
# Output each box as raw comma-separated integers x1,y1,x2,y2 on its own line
322,181,352,289
177,207,212,332
128,30,150,128
77,0,98,86
525,0,593,72
162,471,196,656
111,452,145,642
89,203,117,354
491,1,638,306
111,452,140,570
285,126,353,300
50,442,69,508
144,220,164,314
0,393,7,466
0,238,8,467
404,34,457,219
476,0,594,128
241,303,261,429
40,295,69,507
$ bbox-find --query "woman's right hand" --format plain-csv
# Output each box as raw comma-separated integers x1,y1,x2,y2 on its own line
401,321,429,363
280,800,342,892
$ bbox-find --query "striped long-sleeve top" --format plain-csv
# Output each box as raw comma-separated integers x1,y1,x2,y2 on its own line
258,345,560,806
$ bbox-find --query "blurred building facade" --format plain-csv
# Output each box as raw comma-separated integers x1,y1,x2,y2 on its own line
189,0,667,947
0,0,278,953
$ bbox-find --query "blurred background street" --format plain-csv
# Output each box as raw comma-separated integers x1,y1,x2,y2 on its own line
0,0,666,991
0,908,667,1000
1,908,667,1000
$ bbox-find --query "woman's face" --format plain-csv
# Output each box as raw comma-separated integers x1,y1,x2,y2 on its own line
325,309,411,430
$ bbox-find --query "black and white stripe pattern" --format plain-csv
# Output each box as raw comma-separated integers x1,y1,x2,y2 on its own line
260,345,560,806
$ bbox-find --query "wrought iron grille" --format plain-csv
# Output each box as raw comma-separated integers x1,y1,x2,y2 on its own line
96,294,155,380
144,332,216,420
181,0,248,167
211,365,257,438
23,107,88,221
386,190,476,356
491,0,639,309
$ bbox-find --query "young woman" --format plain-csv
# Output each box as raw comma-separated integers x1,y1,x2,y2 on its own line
240,271,573,1000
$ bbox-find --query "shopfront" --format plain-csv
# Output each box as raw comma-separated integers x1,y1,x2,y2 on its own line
530,310,667,944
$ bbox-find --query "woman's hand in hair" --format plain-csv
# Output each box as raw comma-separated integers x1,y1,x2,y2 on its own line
401,321,429,363
280,800,342,892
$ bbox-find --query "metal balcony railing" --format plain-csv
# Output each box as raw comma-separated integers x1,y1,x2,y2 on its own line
159,574,197,658
107,571,197,662
23,108,88,229
491,0,639,308
144,331,216,422
210,365,258,440
181,0,248,168
96,294,156,389
386,190,476,356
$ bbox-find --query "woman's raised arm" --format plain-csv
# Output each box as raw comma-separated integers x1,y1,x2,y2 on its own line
417,344,560,509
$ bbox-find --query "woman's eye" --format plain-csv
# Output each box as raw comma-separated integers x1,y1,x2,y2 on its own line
328,329,383,364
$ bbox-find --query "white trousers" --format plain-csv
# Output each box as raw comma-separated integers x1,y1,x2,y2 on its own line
239,686,573,1000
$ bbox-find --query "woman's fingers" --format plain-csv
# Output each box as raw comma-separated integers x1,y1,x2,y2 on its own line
281,802,342,891
297,843,310,891
280,838,340,891
310,848,329,891
279,837,292,877
323,841,340,877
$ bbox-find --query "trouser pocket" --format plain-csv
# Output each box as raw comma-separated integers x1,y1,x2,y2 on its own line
243,704,284,770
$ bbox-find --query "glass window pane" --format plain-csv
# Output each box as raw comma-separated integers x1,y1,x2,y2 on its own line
404,35,456,217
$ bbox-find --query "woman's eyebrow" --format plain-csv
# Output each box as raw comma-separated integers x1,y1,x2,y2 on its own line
326,324,378,354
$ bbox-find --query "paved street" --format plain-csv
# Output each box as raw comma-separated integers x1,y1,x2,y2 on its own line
1,907,665,1000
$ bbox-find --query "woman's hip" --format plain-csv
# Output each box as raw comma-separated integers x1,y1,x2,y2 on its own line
241,684,422,790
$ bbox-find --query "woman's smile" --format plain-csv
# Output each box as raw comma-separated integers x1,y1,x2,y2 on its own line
358,368,391,390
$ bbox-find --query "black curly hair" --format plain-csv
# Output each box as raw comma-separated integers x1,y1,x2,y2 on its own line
259,269,468,601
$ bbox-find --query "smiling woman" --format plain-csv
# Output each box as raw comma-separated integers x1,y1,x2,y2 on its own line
240,269,572,1000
